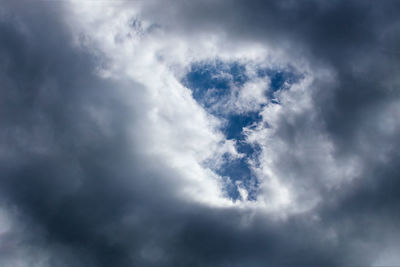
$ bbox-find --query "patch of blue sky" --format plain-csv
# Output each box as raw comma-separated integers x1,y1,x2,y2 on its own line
223,112,262,140
218,155,259,201
182,60,300,201
182,60,248,111
257,66,303,102
218,139,262,201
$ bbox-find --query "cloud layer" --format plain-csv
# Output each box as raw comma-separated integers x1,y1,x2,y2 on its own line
1,1,400,266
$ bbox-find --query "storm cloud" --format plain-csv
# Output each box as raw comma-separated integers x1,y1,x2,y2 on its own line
1,1,400,266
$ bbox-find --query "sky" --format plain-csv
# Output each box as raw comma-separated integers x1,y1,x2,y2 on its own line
1,1,400,266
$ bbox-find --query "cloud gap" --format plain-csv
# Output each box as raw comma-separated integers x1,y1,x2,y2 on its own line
182,59,301,201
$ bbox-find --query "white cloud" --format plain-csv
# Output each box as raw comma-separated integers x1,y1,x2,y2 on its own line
63,1,365,215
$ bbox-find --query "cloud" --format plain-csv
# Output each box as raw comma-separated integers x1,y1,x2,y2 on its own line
1,0,400,266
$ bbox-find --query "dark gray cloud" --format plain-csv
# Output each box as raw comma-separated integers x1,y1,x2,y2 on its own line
1,0,400,266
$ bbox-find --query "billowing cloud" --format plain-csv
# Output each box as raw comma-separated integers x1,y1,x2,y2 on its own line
1,0,400,266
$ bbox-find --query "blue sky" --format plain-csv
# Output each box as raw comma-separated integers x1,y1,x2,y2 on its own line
183,60,302,200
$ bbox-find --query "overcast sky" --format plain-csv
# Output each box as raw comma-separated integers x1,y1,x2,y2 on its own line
1,1,400,266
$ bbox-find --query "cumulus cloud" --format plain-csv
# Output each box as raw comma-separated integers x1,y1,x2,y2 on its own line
1,0,400,266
